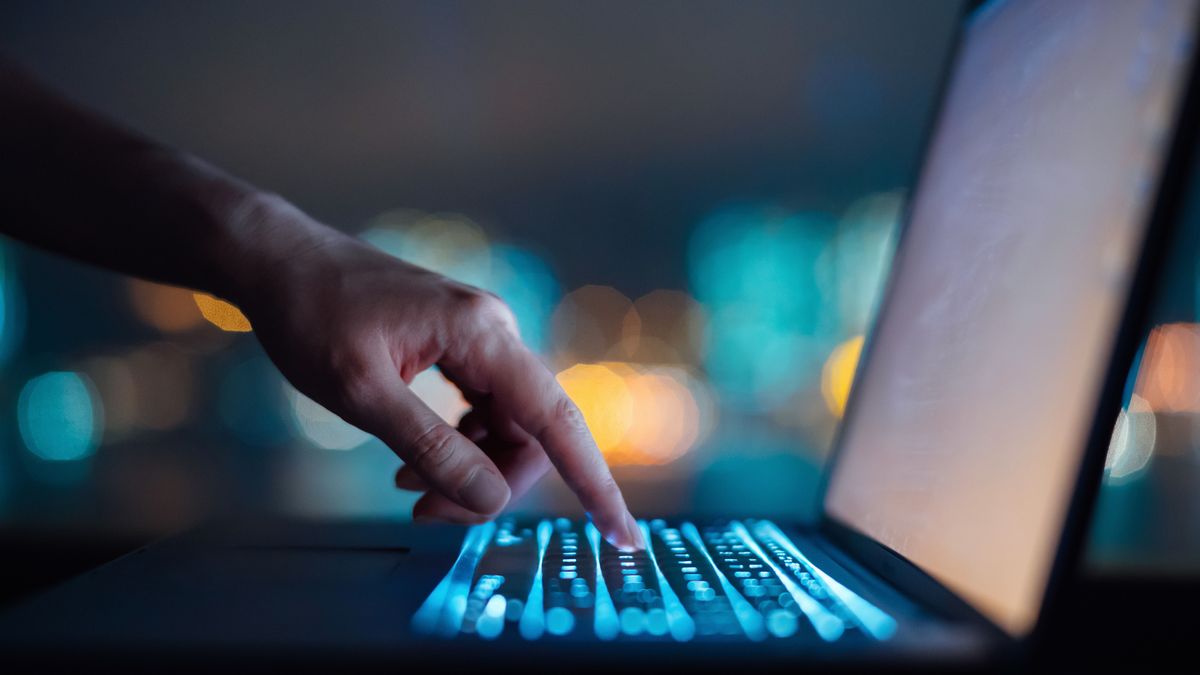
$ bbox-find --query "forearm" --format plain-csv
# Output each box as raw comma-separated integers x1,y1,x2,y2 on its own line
0,62,339,306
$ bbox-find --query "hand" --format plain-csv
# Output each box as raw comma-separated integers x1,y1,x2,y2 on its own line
231,198,644,550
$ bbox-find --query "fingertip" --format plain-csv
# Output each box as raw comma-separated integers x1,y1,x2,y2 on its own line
598,509,645,552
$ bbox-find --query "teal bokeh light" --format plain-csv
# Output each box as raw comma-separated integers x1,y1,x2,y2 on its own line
0,242,26,364
219,356,291,447
689,206,837,409
362,218,561,354
17,371,103,462
480,244,560,354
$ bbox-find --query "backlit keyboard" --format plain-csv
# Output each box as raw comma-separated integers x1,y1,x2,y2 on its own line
412,518,896,643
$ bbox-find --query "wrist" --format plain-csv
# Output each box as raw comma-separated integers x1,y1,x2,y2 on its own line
211,189,349,311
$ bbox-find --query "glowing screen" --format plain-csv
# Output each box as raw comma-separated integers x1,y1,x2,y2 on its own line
825,0,1196,635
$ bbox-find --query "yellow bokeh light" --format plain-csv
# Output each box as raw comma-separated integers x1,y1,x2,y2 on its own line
192,293,252,332
557,361,709,466
821,335,864,418
556,363,635,455
619,367,701,465
127,279,206,333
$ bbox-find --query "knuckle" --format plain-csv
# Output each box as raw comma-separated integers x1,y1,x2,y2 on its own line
453,287,518,336
407,423,461,475
328,345,377,408
546,396,589,436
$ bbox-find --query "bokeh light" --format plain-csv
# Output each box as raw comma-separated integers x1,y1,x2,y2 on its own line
286,386,372,451
0,241,26,363
79,355,139,440
17,371,104,462
410,368,471,424
556,361,712,466
819,191,903,334
555,363,635,455
689,205,838,411
1134,323,1200,413
219,356,292,447
619,366,705,465
1105,394,1157,483
193,292,252,332
126,343,196,431
362,211,560,353
362,210,492,287
821,335,864,418
551,286,637,365
622,290,708,365
480,245,560,354
127,279,206,332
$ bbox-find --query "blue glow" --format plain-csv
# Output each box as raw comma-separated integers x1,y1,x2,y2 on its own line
585,522,621,641
545,606,575,636
476,594,507,640
479,245,560,354
680,522,767,641
0,244,24,364
363,220,560,355
411,521,496,637
688,206,837,410
518,520,554,640
17,371,102,462
619,607,645,636
753,520,896,640
645,608,668,636
639,521,696,642
218,357,290,447
766,609,798,638
729,521,844,641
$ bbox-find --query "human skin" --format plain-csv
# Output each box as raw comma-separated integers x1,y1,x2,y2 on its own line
0,62,644,551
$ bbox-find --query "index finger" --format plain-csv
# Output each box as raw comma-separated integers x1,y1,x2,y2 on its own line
459,341,644,551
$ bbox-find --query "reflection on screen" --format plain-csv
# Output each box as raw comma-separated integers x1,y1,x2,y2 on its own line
824,0,1195,635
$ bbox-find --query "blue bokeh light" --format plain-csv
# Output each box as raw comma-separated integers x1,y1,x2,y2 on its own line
480,244,560,354
689,205,837,410
17,371,103,462
218,356,291,448
0,242,26,364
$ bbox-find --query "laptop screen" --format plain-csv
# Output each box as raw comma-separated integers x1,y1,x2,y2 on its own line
824,0,1196,635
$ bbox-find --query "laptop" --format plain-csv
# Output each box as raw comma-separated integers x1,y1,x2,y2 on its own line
3,0,1199,668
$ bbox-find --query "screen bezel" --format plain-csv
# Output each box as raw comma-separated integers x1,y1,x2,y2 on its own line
813,0,1200,643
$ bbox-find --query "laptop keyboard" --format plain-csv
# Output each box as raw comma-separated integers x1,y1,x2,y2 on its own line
412,518,896,643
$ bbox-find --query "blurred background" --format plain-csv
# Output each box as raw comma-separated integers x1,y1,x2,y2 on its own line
0,0,1196,587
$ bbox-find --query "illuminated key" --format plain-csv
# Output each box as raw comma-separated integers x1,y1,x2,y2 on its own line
680,522,767,641
411,521,497,637
518,520,554,640
752,520,897,640
729,521,844,641
586,522,621,641
639,521,695,642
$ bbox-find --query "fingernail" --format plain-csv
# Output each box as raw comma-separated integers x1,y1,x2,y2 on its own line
606,512,644,552
457,467,510,514
625,512,646,551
